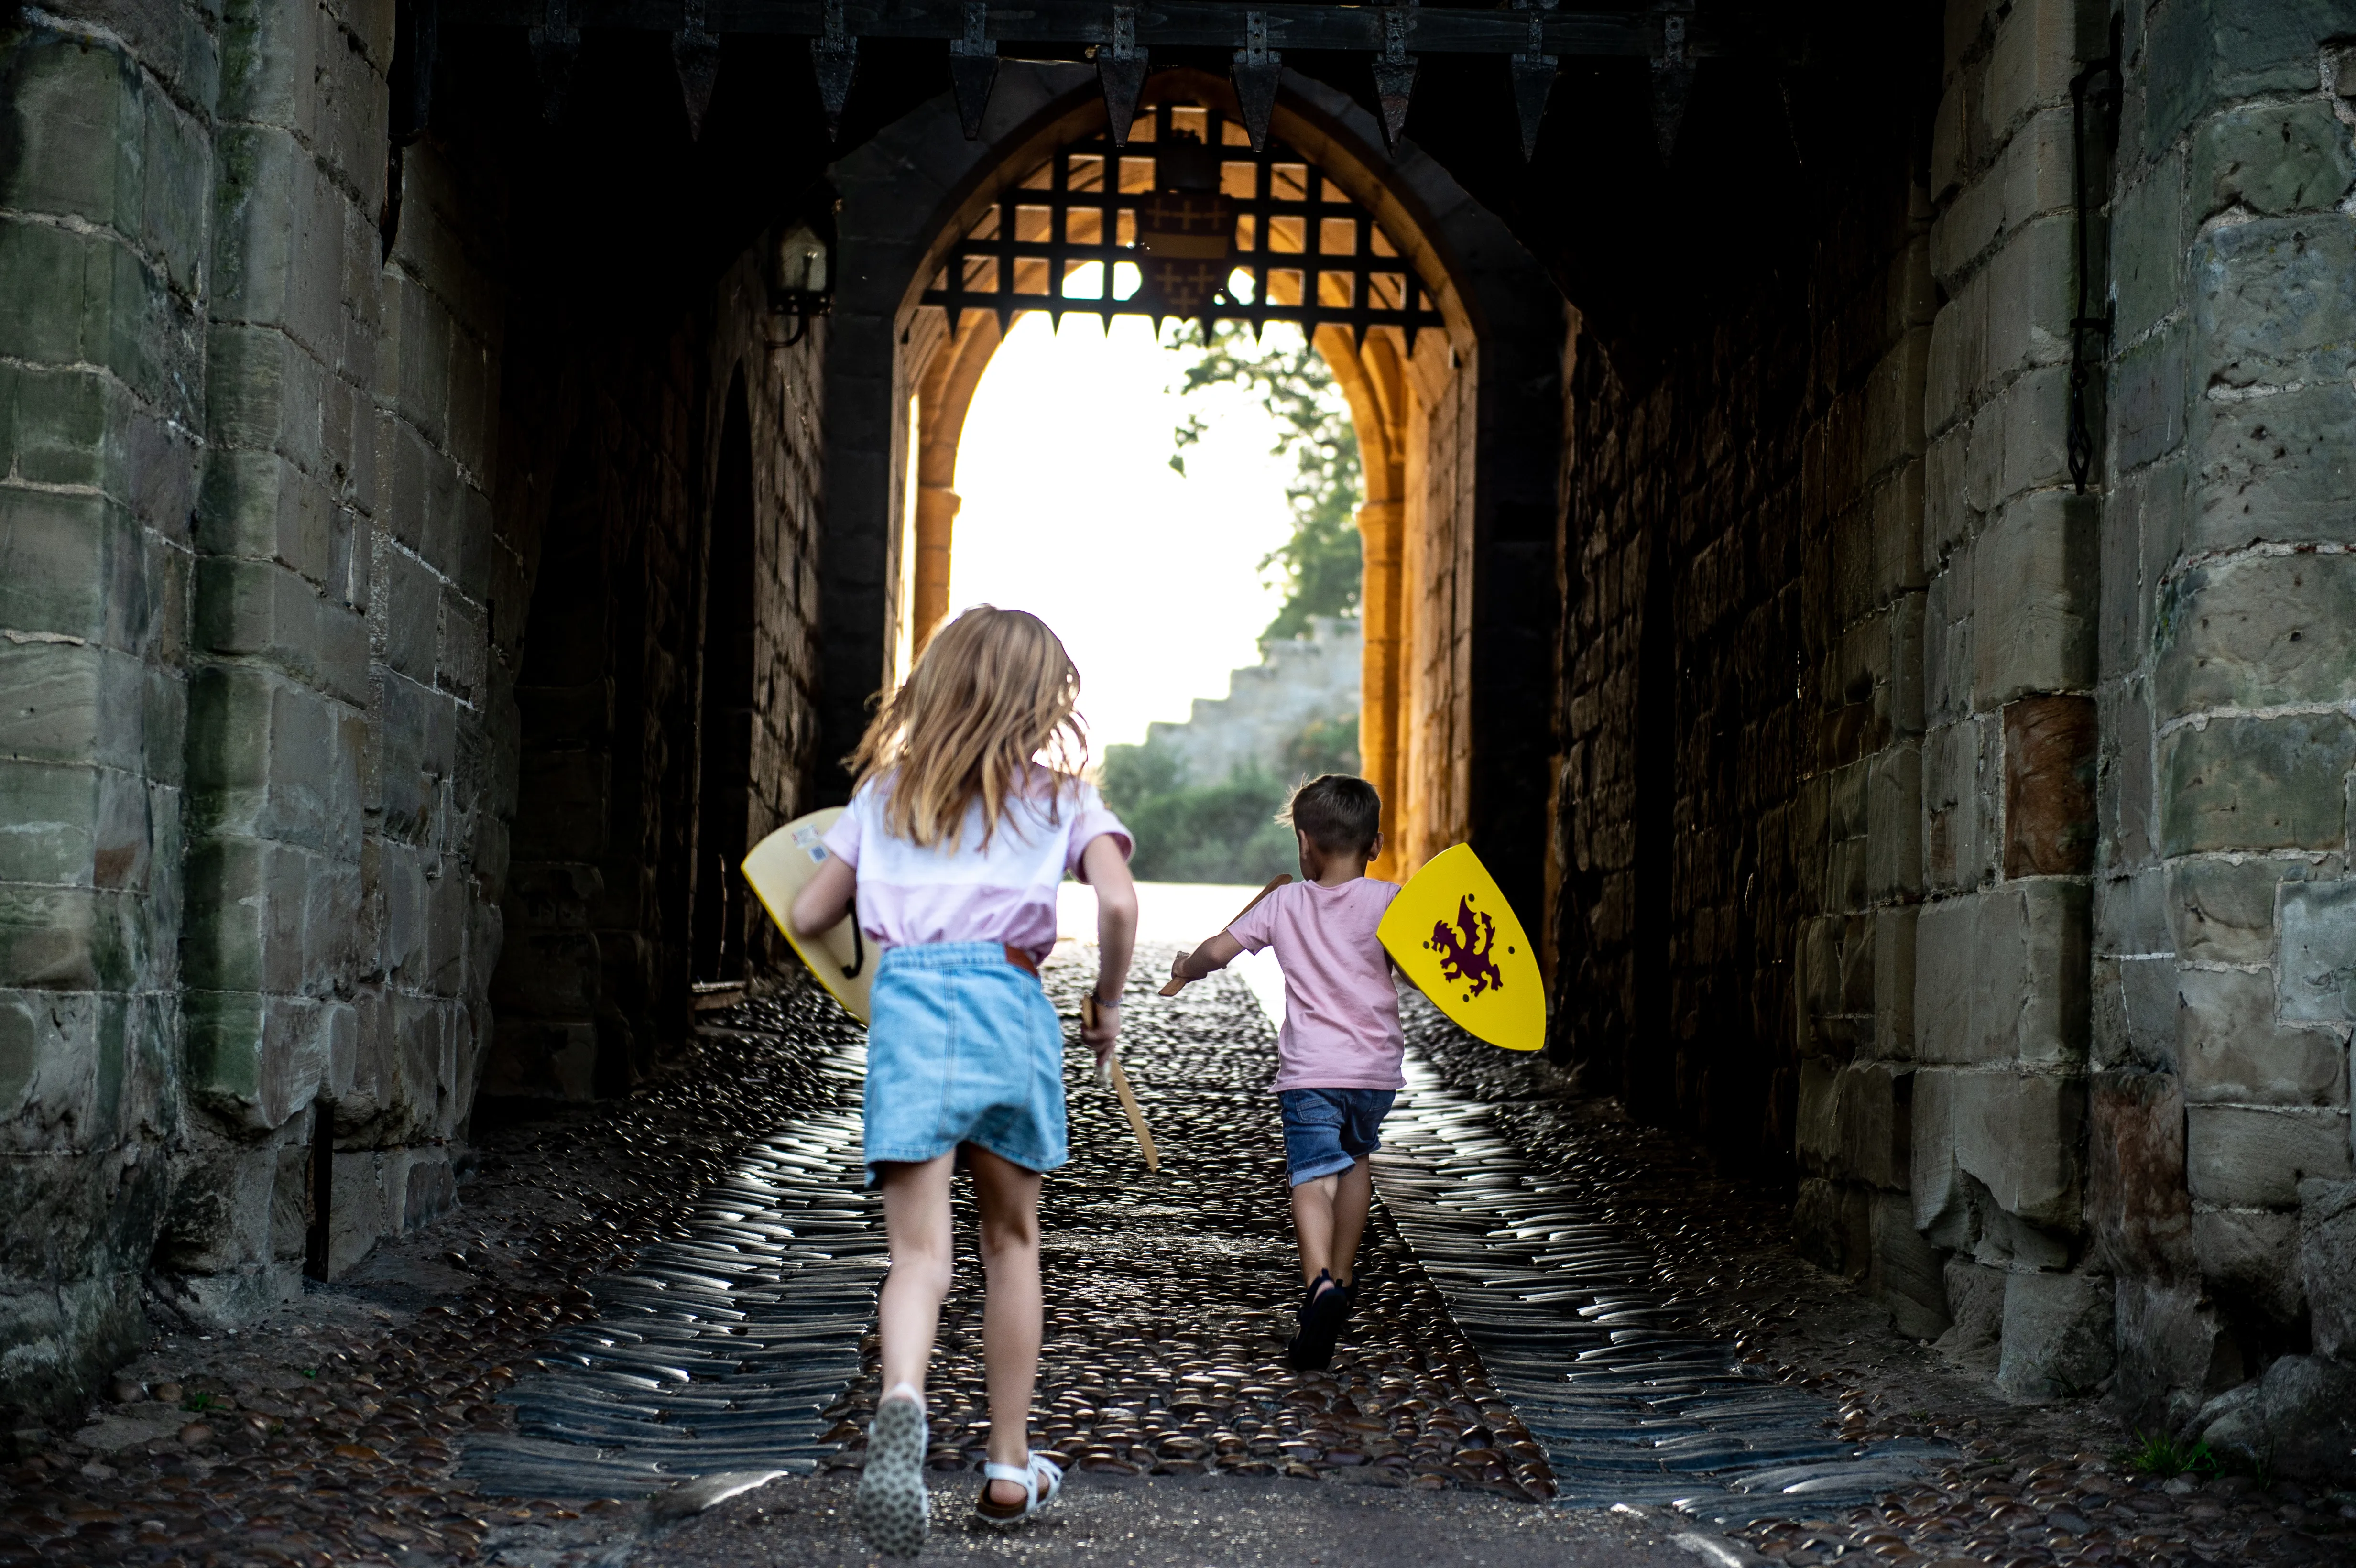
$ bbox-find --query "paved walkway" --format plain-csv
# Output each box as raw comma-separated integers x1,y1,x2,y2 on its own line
5,949,2348,1566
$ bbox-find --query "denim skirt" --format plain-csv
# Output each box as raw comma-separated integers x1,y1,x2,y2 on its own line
861,942,1068,1184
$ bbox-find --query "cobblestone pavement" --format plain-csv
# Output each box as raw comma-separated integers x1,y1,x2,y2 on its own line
1403,1022,2356,1568
6,951,2353,1566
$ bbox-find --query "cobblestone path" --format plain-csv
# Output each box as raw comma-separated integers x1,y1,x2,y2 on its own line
6,954,2352,1565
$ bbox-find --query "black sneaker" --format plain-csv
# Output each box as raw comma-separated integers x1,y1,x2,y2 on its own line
1286,1272,1346,1372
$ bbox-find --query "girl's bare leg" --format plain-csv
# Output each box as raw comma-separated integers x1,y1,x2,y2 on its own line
876,1152,958,1396
968,1144,1045,1507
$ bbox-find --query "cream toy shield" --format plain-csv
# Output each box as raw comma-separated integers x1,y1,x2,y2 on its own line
742,808,872,1024
1377,843,1545,1052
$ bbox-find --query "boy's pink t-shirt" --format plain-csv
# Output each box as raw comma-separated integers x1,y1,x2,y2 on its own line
1226,877,1404,1092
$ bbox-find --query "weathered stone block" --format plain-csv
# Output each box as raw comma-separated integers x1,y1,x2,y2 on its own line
1914,897,1975,1064
2110,151,2185,347
1870,1190,1951,1341
2180,962,2346,1107
2160,712,2356,855
2186,1103,2353,1208
1867,743,1923,900
2112,1277,2243,1435
2192,1206,2306,1326
0,489,149,653
2095,863,2168,957
1794,1176,1872,1279
2190,381,2356,552
183,991,336,1133
195,446,335,586
1923,718,1996,893
210,124,344,354
2157,552,2356,719
2278,877,2356,1024
2088,1068,2192,1277
2092,953,2177,1072
1997,1267,2116,1401
1913,1064,2084,1230
0,642,147,772
1876,906,1918,1059
2194,98,2356,224
2197,1351,2356,1481
2168,855,2305,963
2094,680,2156,872
1973,490,2096,707
2004,693,2097,876
195,556,369,706
186,665,366,858
0,986,132,1154
2299,1177,2356,1359
1935,1254,2006,1371
1977,880,2089,1066
1797,1055,1839,1176
2145,0,2352,147
206,322,327,470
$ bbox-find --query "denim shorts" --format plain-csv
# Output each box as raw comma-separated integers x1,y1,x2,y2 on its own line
1277,1088,1397,1187
861,942,1068,1185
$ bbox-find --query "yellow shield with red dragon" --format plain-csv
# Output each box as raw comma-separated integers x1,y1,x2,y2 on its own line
1377,843,1545,1052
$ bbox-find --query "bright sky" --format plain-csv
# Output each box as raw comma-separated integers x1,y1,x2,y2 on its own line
950,272,1305,751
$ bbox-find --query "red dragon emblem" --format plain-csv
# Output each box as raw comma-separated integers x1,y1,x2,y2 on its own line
1427,894,1505,1000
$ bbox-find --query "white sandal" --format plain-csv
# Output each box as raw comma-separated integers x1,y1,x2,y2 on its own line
973,1451,1063,1526
853,1383,930,1557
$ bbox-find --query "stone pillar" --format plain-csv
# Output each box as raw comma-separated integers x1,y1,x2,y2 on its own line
913,483,959,656
1912,0,2111,1401
2101,0,2356,1448
0,9,213,1419
1357,498,1405,879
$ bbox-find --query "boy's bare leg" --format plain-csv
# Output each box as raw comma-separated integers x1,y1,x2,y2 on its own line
876,1152,959,1394
969,1145,1045,1508
1329,1156,1372,1286
1291,1175,1341,1290
1291,1158,1375,1291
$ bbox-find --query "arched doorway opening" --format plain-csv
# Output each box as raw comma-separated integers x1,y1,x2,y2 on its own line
847,68,1554,891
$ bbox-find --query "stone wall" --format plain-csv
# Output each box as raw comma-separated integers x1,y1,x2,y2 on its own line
2096,0,2356,1467
0,1,830,1421
1144,616,1362,784
1552,0,2356,1463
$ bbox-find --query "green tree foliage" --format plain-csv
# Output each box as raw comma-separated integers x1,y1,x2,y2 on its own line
1098,716,1362,885
1167,323,1363,642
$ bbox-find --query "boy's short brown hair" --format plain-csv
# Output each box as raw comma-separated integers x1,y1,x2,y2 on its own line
1283,774,1383,857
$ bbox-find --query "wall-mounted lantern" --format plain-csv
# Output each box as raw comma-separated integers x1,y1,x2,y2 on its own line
1135,131,1233,323
769,219,832,345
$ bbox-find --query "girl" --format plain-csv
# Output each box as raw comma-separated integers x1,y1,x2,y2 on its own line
786,607,1135,1556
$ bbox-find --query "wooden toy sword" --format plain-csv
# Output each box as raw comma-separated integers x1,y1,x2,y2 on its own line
1081,992,1158,1172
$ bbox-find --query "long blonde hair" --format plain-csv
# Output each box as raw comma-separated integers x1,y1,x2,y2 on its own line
848,606,1088,849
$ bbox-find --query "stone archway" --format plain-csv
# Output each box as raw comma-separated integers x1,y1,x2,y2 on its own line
820,66,1561,904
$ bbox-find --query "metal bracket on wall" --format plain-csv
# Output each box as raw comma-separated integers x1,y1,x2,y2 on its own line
528,0,581,122
1099,5,1150,144
1509,0,1557,163
812,0,859,135
674,0,723,137
457,0,1789,160
1371,0,1418,152
1231,9,1279,152
949,0,1000,137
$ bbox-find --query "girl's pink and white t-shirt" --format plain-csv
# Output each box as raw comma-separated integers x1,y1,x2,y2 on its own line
1226,877,1404,1092
819,768,1131,960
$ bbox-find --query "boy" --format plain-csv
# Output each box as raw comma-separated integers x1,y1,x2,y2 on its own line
1168,774,1400,1371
